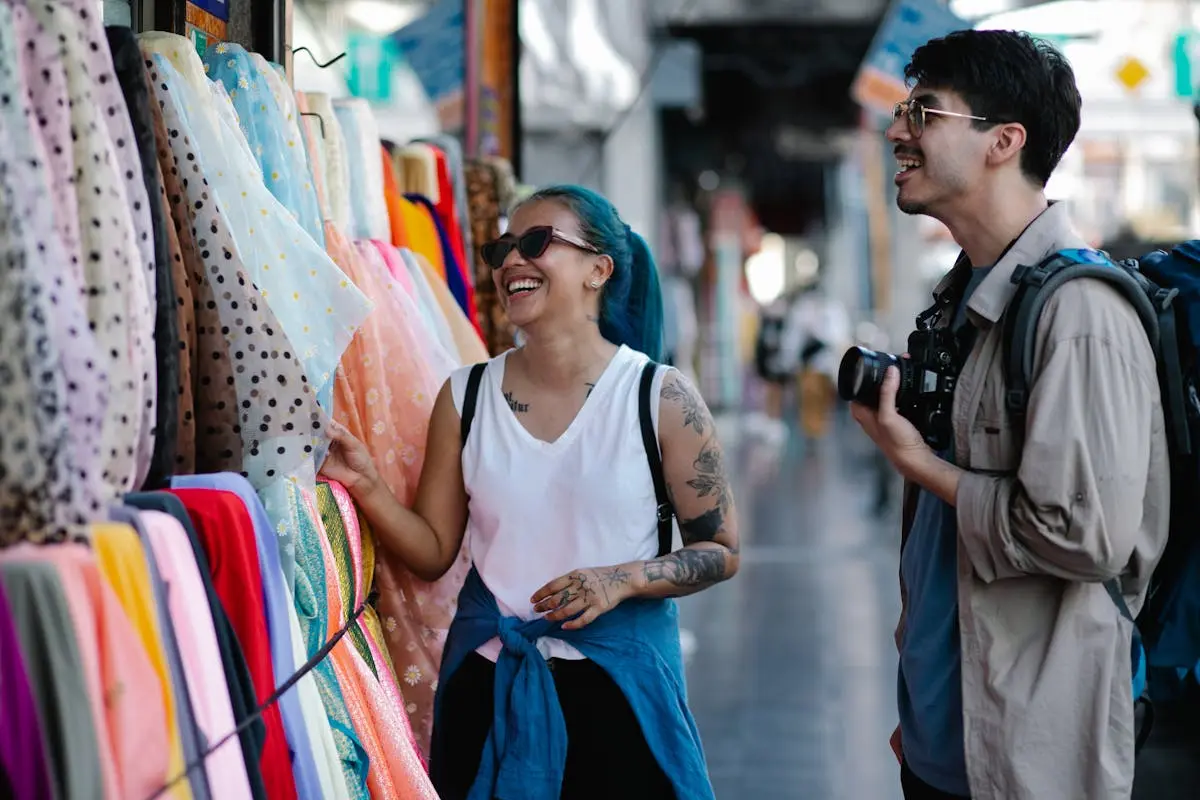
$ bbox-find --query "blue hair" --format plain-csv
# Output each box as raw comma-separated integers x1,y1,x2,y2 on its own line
517,184,665,361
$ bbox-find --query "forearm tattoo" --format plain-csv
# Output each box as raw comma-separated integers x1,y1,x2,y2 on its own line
641,548,729,594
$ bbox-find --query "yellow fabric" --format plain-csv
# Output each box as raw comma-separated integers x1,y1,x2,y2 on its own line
92,522,192,800
413,252,489,363
397,199,446,280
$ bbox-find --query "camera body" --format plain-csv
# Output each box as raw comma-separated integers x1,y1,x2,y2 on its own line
896,327,961,451
837,326,964,451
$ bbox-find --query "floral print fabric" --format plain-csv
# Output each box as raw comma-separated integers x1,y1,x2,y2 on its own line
201,44,325,249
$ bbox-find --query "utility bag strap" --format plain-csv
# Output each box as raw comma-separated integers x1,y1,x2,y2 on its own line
1002,250,1165,422
460,363,488,444
639,361,675,558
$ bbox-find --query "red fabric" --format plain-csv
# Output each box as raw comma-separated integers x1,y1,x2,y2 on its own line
167,488,298,800
430,148,483,337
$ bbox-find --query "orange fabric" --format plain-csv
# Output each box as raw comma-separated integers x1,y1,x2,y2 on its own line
397,198,446,280
380,147,410,249
324,222,469,756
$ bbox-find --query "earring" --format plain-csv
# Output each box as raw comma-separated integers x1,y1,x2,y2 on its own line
590,280,602,289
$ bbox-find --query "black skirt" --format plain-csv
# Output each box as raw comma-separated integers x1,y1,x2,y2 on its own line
431,651,677,800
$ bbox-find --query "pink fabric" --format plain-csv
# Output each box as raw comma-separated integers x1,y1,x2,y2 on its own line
0,543,168,800
142,510,253,800
370,238,416,295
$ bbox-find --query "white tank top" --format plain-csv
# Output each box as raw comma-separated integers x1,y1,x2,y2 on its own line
450,344,668,661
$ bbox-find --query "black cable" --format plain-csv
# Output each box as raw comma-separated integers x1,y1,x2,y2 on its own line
574,0,701,184
144,601,370,800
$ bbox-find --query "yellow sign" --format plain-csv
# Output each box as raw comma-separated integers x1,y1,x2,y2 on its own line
1116,56,1150,91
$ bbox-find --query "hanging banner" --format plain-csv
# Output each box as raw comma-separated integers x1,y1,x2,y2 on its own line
851,0,968,115
391,0,466,131
186,0,228,55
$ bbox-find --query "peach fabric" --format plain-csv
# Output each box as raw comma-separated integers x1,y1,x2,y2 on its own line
323,221,469,756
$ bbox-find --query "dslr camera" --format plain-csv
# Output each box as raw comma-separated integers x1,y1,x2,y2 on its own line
837,327,963,451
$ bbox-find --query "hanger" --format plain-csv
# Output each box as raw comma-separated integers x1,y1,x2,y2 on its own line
299,112,326,138
292,46,347,69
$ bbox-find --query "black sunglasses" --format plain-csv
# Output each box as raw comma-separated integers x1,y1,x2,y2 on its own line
481,225,600,270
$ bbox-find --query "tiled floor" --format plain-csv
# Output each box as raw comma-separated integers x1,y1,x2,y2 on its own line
678,413,906,799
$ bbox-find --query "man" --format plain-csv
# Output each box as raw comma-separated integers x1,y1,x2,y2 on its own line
851,30,1169,800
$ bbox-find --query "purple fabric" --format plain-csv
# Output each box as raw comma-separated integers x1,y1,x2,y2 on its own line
0,582,53,800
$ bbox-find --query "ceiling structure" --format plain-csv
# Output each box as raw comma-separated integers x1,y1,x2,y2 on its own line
661,19,882,235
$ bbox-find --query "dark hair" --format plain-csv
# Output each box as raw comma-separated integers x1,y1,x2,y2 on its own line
515,185,665,361
905,29,1081,187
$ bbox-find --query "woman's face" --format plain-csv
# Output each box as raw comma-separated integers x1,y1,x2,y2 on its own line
492,200,611,331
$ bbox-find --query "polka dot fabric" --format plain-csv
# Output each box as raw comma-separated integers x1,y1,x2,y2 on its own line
13,1,83,273
24,0,154,497
139,37,373,414
202,43,325,250
50,0,160,490
0,4,109,542
141,53,331,499
145,58,240,481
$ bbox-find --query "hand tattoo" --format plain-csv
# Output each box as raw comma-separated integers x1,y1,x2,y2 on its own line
601,566,631,587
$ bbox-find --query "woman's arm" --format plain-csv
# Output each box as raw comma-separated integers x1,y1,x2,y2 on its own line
631,368,740,598
532,369,739,628
326,379,468,582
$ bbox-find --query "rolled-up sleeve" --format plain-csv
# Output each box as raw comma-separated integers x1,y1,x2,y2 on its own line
957,295,1158,584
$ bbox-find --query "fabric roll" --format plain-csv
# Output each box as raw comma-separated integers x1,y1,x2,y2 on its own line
107,25,180,491
0,560,106,800
0,569,54,800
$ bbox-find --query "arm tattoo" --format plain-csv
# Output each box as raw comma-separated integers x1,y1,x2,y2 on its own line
661,376,710,434
679,507,724,544
586,382,595,398
686,435,733,517
503,391,529,413
642,549,727,592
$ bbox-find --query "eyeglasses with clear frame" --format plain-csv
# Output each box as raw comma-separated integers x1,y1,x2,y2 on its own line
892,100,989,137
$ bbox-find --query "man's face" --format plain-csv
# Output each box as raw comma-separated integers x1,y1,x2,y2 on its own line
885,86,993,216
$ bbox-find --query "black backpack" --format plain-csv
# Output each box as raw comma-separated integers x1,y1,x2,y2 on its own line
1002,243,1200,750
458,361,676,558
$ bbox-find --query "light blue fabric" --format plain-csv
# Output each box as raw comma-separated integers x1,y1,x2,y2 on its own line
331,103,371,240
170,473,324,800
896,266,992,797
434,568,714,800
201,43,325,249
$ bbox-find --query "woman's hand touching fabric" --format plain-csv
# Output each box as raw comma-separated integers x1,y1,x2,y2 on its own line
320,419,382,495
531,566,637,630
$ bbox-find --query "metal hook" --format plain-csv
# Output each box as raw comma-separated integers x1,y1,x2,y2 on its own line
299,112,326,139
292,46,347,69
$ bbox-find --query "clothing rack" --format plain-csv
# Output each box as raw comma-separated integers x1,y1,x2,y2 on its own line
0,11,522,800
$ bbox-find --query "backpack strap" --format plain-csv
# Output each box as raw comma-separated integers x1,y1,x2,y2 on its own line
459,363,488,444
638,361,675,558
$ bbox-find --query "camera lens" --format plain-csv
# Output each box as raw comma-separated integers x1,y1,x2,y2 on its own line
837,347,900,407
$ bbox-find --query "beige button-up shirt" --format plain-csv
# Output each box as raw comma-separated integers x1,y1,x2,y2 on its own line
899,202,1170,799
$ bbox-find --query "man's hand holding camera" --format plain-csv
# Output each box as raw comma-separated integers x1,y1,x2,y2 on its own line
850,364,962,507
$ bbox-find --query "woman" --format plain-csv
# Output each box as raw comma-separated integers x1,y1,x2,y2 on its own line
321,185,739,800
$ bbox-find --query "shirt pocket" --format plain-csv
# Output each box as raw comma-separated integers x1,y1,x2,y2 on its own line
967,414,1020,475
